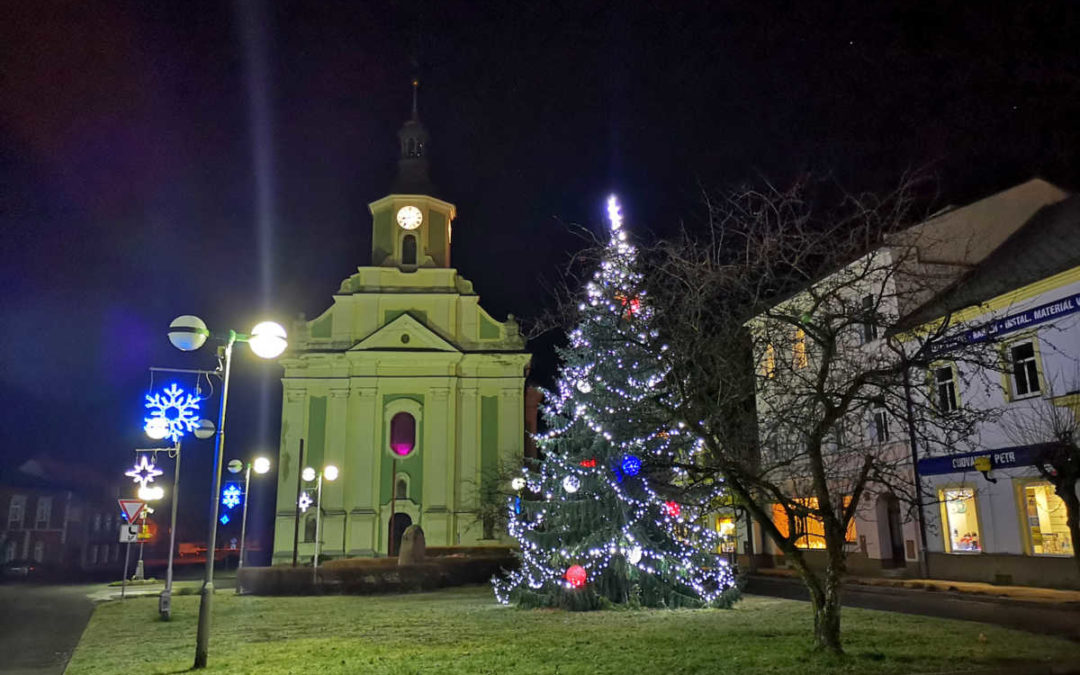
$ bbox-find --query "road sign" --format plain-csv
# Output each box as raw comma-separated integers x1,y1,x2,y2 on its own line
118,499,145,523
119,523,139,543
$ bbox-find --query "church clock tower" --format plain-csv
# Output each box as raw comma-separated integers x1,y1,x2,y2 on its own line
271,82,531,561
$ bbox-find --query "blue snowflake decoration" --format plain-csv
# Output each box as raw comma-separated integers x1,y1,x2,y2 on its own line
219,514,230,525
144,383,201,443
221,483,243,510
621,454,642,477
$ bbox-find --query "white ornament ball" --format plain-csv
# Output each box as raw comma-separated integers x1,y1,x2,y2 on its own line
562,475,581,493
628,546,643,564
576,380,592,393
511,477,526,491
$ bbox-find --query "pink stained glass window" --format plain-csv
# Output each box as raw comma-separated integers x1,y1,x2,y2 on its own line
390,412,416,456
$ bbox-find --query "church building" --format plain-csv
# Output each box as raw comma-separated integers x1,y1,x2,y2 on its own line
272,86,531,561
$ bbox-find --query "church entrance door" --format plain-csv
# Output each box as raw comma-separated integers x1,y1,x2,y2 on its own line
389,513,412,557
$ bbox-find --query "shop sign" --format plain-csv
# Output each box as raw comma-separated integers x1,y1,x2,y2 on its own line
916,444,1056,476
965,292,1080,344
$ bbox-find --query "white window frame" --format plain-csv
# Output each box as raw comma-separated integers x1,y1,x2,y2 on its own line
935,365,959,412
1008,340,1042,400
8,495,25,529
35,497,52,529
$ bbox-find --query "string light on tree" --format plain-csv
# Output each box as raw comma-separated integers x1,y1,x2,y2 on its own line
493,195,739,610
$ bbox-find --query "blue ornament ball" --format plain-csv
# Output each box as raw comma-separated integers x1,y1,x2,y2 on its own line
621,455,642,477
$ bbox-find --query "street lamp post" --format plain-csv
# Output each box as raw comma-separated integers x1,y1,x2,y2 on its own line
167,315,286,670
238,456,271,570
305,464,338,584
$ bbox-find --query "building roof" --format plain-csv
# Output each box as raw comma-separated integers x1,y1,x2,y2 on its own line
902,191,1080,327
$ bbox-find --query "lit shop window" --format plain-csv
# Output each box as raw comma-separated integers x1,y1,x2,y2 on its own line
715,517,736,554
793,329,808,369
1023,483,1074,556
771,498,856,550
939,487,981,553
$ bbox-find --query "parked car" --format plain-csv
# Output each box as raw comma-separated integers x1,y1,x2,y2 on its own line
1,559,43,580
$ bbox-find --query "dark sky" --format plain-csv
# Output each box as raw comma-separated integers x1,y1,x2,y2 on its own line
3,1,1080,548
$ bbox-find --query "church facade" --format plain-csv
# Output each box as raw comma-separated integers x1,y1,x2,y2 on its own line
271,92,531,562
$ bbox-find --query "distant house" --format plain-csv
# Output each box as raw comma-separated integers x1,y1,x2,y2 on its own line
0,458,123,575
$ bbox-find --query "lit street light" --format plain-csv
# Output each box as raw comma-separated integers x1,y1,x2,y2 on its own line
226,455,271,570
305,464,339,583
167,315,286,670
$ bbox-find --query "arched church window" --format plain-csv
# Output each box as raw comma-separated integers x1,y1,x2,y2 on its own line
390,412,416,457
304,514,316,543
395,478,408,499
402,235,417,266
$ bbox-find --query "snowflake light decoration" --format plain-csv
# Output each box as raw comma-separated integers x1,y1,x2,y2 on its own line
298,491,313,513
144,383,201,443
125,455,163,489
221,483,243,510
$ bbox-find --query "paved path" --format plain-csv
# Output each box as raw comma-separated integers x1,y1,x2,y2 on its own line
746,575,1080,642
0,584,94,675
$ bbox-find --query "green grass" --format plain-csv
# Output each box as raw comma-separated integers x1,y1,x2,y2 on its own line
66,586,1077,675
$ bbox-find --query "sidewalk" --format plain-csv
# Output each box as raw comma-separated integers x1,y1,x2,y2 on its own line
753,567,1080,607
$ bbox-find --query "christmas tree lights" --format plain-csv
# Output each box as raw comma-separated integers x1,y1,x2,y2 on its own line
493,196,739,610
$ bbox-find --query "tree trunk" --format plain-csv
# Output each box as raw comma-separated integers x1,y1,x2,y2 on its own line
810,557,844,654
1059,482,1080,579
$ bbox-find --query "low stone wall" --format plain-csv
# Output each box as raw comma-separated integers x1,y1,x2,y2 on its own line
927,552,1080,590
237,550,517,596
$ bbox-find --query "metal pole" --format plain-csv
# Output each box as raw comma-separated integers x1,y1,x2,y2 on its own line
292,439,304,567
122,542,131,599
135,510,146,580
194,334,234,669
312,473,323,584
238,464,251,570
161,441,181,619
388,459,397,556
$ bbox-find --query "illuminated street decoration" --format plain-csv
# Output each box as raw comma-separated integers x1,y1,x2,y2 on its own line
144,383,201,443
298,491,313,513
125,455,164,489
220,514,230,525
221,483,243,510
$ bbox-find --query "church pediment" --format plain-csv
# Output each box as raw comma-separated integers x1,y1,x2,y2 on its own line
349,313,460,353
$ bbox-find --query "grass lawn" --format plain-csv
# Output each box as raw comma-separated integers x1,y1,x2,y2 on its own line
66,585,1077,675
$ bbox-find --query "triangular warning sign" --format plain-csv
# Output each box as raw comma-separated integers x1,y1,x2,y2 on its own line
118,499,146,523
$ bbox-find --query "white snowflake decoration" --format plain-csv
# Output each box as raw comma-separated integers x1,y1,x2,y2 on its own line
221,484,242,510
298,491,313,513
144,383,201,443
125,455,163,489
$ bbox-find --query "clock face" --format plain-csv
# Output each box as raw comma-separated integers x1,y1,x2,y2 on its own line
396,206,423,230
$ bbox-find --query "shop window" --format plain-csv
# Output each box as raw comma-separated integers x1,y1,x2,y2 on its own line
771,497,856,549
1009,341,1041,398
389,412,416,457
793,328,808,369
939,487,981,553
715,517,736,554
935,366,958,412
762,343,776,378
1023,483,1074,556
860,295,878,343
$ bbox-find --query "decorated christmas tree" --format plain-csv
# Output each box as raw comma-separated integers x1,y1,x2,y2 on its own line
494,196,740,610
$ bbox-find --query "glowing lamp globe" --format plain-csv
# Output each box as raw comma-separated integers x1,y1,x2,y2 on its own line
145,417,169,440
323,465,339,481
565,564,587,588
510,477,526,491
253,457,271,474
168,315,209,352
248,321,287,359
138,485,164,501
227,459,243,474
194,419,216,440
302,467,316,482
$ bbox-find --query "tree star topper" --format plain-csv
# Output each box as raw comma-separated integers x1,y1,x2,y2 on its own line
144,383,201,443
125,455,164,489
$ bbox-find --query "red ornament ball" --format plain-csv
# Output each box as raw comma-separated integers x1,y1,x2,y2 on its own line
565,564,587,588
664,500,681,518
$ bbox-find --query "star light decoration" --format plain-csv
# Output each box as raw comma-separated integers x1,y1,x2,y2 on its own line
221,483,243,510
298,491,313,513
144,383,201,443
493,195,737,608
125,455,164,489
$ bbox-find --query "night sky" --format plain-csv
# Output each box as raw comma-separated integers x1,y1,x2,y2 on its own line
3,1,1080,550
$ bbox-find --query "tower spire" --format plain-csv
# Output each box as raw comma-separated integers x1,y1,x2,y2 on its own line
393,77,433,194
